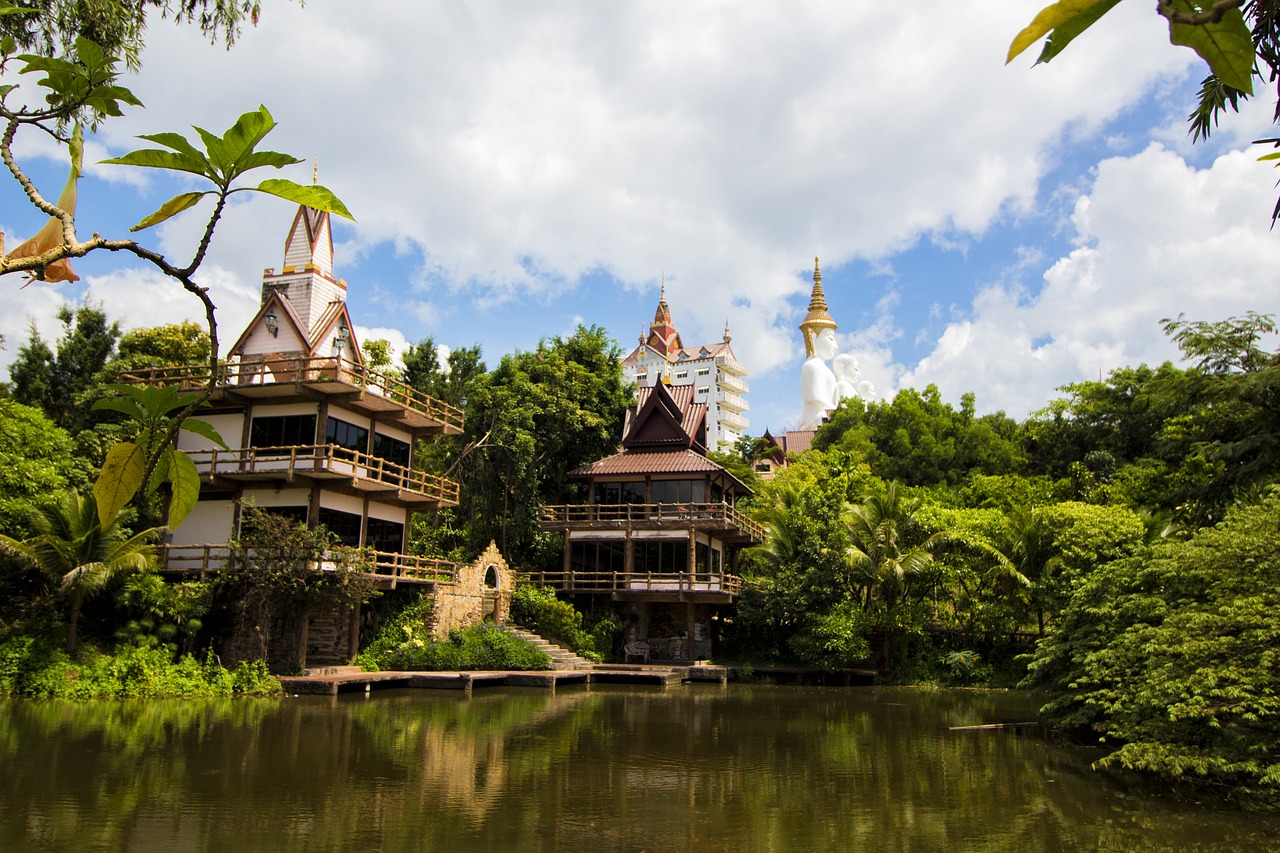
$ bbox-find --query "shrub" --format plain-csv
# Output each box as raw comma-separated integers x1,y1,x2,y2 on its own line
360,624,551,672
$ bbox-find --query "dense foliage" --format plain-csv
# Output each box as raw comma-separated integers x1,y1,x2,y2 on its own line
357,596,551,673
1025,492,1280,802
510,583,619,661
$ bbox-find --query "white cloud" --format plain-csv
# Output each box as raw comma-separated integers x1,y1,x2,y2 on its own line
900,144,1280,416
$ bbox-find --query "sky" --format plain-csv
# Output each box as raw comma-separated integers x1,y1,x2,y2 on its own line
3,0,1280,435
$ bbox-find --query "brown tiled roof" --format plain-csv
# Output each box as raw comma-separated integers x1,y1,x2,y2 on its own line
570,449,728,477
782,429,816,454
625,383,706,451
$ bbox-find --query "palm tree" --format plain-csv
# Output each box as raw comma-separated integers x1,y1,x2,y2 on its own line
0,492,163,654
843,482,968,667
988,505,1060,636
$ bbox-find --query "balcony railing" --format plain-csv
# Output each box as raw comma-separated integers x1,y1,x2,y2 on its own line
539,502,764,542
118,357,464,434
716,372,749,394
187,444,460,505
718,391,748,412
718,410,748,430
714,355,748,376
158,544,461,587
526,568,744,597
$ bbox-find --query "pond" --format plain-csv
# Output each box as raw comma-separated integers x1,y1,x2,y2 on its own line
1,684,1275,852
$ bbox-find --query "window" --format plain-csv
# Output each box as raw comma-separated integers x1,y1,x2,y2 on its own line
250,414,317,449
651,479,705,505
365,517,404,552
372,433,410,468
317,507,362,547
570,540,626,573
696,386,709,395
325,417,369,454
631,539,688,573
696,368,710,377
674,371,688,380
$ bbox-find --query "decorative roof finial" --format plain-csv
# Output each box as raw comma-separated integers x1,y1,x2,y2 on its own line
799,255,837,357
313,157,318,185
723,319,732,343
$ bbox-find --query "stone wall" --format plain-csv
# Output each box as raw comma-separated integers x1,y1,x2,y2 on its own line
427,541,516,637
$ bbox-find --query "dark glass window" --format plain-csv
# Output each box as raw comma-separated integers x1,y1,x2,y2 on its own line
365,517,404,553
570,540,626,573
622,482,646,503
325,418,369,454
317,507,362,547
631,539,688,573
594,482,621,505
651,480,704,505
372,433,410,468
250,414,317,448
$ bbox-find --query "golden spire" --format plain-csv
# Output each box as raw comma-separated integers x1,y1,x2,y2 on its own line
313,157,318,185
799,255,837,357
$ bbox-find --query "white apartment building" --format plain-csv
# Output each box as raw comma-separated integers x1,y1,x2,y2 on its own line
620,288,749,452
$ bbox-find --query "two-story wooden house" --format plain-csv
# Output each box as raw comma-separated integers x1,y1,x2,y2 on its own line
536,380,763,661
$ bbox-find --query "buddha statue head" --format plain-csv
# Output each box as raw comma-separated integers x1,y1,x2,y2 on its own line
800,257,837,358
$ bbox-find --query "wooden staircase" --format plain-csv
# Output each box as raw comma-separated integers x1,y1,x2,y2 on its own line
501,624,597,671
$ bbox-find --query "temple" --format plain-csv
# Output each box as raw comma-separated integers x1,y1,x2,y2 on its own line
535,380,764,661
620,286,749,451
120,204,510,670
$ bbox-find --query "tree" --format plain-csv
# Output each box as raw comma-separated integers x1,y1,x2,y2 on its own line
1,0,350,521
0,399,87,535
437,326,629,563
8,303,120,431
0,491,162,653
1025,490,1280,803
1009,1,1280,222
0,1,290,70
220,505,376,673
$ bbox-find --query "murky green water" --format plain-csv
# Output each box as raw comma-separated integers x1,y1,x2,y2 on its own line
1,685,1275,852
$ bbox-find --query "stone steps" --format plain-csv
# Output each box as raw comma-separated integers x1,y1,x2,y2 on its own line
501,624,597,671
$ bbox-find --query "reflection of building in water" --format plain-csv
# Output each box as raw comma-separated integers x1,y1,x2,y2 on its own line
536,380,764,661
120,205,509,671
621,286,749,451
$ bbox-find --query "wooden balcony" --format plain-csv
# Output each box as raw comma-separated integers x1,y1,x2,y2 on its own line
525,567,744,603
117,357,464,435
538,502,764,545
188,444,459,508
158,545,461,590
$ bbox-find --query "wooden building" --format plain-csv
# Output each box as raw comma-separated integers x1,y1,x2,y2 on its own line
536,380,764,661
119,204,501,668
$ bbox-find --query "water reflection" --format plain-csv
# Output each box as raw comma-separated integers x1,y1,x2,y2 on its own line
1,686,1275,852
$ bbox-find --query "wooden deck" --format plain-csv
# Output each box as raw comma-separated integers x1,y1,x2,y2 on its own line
276,663,879,695
278,664,725,695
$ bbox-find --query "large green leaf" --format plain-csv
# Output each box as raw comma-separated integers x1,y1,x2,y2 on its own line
254,179,355,220
91,396,147,419
95,441,146,528
130,191,209,231
219,106,277,171
1166,2,1255,94
166,451,202,529
1008,0,1124,63
181,417,230,450
102,147,215,180
1035,0,1123,64
148,447,173,495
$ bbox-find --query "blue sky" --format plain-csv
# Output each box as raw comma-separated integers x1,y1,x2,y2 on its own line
4,1,1280,435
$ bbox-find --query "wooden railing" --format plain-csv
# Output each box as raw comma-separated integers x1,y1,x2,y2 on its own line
117,357,464,433
187,444,460,504
157,545,462,586
538,502,764,541
527,568,744,597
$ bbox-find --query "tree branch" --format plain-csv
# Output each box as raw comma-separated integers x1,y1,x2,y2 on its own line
1156,0,1247,26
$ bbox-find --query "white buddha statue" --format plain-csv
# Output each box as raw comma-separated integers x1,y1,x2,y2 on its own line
798,258,839,429
833,353,860,402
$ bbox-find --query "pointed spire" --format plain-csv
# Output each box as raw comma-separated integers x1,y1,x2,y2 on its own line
723,319,732,343
808,256,828,313
799,255,837,357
